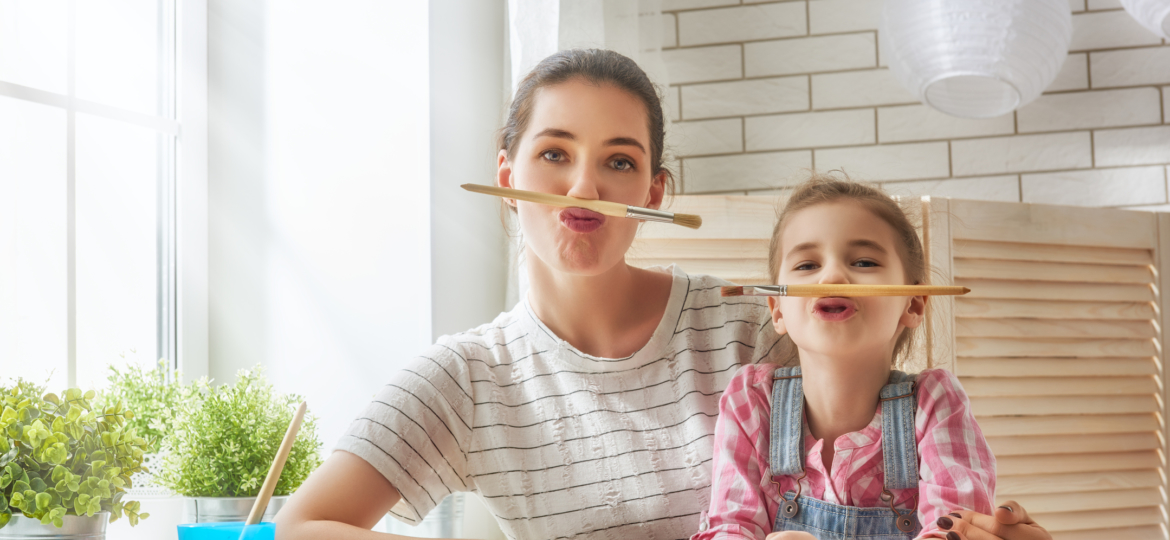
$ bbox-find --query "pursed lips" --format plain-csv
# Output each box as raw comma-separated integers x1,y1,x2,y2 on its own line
560,207,605,233
813,297,857,321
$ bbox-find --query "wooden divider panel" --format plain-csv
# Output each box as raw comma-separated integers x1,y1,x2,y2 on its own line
947,199,1165,540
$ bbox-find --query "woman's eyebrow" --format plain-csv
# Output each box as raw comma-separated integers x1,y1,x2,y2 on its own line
534,128,575,140
605,137,646,154
532,128,646,154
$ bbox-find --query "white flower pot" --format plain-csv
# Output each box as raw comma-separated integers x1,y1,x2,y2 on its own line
106,489,184,540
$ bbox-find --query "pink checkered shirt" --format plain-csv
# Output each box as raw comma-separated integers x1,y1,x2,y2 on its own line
694,365,996,540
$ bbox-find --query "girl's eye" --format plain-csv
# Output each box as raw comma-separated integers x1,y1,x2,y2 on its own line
611,158,634,171
853,259,879,268
542,150,565,162
794,262,819,271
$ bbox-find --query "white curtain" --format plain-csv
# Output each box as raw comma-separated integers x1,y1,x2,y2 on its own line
507,0,670,93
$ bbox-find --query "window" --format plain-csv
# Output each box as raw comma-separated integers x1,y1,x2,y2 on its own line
0,0,203,390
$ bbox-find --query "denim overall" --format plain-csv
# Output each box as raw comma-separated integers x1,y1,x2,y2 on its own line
769,366,921,539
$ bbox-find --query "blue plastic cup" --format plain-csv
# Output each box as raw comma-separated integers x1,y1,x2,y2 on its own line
176,522,276,540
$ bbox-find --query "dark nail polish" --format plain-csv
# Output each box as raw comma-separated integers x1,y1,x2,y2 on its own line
948,512,962,519
946,532,961,540
937,516,953,530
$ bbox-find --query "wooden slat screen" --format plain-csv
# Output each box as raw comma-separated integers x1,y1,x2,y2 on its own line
633,195,1170,540
942,199,1167,540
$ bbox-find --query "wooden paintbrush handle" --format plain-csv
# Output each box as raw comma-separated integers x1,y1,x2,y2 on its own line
245,401,307,525
786,284,968,296
462,184,629,217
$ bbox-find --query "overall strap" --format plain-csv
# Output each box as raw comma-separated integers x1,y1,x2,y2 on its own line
880,370,920,490
769,366,805,476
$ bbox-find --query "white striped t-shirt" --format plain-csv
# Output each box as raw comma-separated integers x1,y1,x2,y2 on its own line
337,265,783,540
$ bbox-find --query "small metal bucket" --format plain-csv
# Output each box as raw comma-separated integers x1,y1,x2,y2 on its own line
183,497,287,524
0,513,108,540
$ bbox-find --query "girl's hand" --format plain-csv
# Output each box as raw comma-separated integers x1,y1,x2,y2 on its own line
765,532,818,540
939,501,1050,540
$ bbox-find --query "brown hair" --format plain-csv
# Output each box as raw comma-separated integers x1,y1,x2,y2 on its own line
768,172,927,366
498,49,675,195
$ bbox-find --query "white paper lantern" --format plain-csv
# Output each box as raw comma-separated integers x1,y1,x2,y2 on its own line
1121,0,1170,38
881,0,1072,119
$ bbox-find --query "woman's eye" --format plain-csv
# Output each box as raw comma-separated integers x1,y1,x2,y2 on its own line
611,158,634,171
542,150,565,162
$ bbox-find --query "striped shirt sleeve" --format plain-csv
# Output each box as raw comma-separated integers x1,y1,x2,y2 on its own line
335,340,476,524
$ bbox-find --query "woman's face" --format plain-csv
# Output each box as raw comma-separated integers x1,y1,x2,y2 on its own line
769,201,924,363
498,78,664,276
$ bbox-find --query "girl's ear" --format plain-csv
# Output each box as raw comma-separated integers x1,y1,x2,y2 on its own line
899,295,927,329
497,149,517,207
767,296,788,336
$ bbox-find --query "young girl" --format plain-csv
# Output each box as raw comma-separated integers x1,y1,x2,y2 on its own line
695,178,995,540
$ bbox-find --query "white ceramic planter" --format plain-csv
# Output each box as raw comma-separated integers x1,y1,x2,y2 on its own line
0,512,108,540
105,489,184,540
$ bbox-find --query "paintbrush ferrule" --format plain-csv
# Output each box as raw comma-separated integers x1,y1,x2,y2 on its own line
742,285,784,296
625,206,675,223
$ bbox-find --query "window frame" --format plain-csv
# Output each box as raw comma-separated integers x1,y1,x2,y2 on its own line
0,0,207,386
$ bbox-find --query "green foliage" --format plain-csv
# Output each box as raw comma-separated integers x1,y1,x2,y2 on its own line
0,379,150,530
154,367,322,497
96,359,193,454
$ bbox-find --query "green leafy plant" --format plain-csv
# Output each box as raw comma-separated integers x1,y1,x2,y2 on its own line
96,359,192,454
155,367,322,497
0,379,150,530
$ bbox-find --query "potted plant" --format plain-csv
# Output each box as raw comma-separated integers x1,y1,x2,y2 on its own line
95,359,192,488
154,367,322,523
97,359,194,540
0,379,149,539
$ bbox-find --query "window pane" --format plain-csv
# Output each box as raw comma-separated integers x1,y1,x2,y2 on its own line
75,113,159,389
0,0,68,94
75,0,160,115
0,96,68,389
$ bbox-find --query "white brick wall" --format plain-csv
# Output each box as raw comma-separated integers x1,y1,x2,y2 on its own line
681,76,808,118
951,132,1093,176
746,109,874,150
745,33,876,77
1048,53,1089,92
683,150,811,192
678,2,805,46
671,117,744,157
1022,166,1168,206
661,0,1170,209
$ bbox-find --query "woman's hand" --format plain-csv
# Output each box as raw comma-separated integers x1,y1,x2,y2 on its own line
765,532,818,540
936,501,1050,540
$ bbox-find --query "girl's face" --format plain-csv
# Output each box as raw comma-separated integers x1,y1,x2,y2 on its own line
768,200,925,364
497,78,665,276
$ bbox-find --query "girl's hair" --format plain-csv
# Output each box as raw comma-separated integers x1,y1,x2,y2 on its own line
768,172,927,366
497,49,675,196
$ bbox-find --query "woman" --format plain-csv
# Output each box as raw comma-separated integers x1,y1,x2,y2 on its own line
276,49,1049,540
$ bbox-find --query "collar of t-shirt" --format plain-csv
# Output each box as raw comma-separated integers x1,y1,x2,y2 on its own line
518,264,689,373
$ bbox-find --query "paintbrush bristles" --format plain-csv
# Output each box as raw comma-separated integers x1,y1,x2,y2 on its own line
721,284,970,297
672,213,703,229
